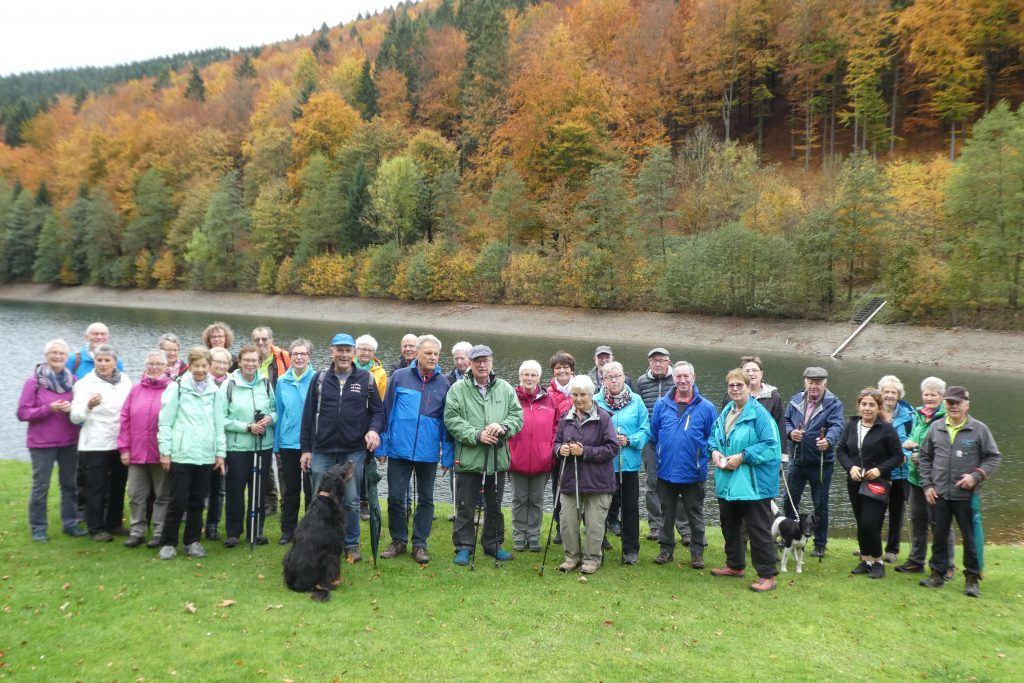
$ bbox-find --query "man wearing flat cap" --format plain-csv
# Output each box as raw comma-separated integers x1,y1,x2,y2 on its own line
783,366,844,558
445,344,524,566
588,345,634,390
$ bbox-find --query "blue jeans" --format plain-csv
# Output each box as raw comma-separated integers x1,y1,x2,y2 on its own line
312,450,366,549
784,460,834,549
386,458,437,548
29,446,79,533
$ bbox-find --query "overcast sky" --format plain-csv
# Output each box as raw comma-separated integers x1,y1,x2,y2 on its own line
1,0,399,77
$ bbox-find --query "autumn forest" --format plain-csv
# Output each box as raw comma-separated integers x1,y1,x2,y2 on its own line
1,0,1023,328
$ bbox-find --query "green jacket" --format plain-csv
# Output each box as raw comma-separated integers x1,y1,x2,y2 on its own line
157,373,226,465
217,369,277,452
444,373,524,473
907,403,946,486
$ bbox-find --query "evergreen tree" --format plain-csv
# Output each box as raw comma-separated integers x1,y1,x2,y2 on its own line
32,210,66,283
65,185,92,282
83,189,122,285
339,159,373,252
486,163,539,246
832,151,891,304
152,69,172,91
250,177,299,263
188,172,248,289
354,60,379,121
369,155,425,247
458,0,510,164
123,168,175,256
235,53,258,80
184,65,206,102
633,144,677,262
3,190,44,280
294,154,345,263
312,23,332,62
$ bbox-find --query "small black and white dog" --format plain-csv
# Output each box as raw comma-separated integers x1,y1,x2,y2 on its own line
770,500,817,574
282,462,354,602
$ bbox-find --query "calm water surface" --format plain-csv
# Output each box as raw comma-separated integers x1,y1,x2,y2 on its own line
3,300,1021,542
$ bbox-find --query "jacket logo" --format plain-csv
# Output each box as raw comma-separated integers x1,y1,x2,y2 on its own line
350,383,362,394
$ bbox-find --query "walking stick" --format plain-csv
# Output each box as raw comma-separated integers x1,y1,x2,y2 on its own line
539,455,568,577
573,445,583,577
617,434,624,566
470,444,488,572
249,411,265,552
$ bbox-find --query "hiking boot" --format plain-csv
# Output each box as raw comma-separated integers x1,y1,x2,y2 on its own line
205,526,220,541
158,545,177,560
278,532,294,546
869,562,885,579
360,501,370,521
809,546,825,558
690,555,705,569
412,546,431,564
381,541,407,559
653,550,673,565
453,548,471,566
558,559,579,572
851,561,871,575
124,536,145,548
486,547,513,562
513,540,526,553
601,536,613,551
646,529,660,541
528,541,542,553
681,535,691,548
146,537,162,548
710,566,746,578
623,551,638,565
580,561,600,575
253,535,269,546
552,532,562,545
32,530,49,543
63,525,88,538
223,537,239,548
92,531,113,542
608,520,622,536
111,526,130,537
185,542,206,558
965,572,981,598
919,570,946,588
750,576,777,592
943,567,955,583
883,552,897,564
895,561,924,574
346,547,363,564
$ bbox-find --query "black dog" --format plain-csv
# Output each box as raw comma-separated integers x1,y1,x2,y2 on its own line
770,500,817,574
282,462,353,602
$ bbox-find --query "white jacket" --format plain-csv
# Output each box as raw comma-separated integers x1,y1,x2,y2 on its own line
70,371,133,451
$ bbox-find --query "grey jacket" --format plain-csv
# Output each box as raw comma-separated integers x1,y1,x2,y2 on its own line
919,416,1001,500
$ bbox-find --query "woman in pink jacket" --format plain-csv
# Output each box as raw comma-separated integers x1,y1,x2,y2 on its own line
509,360,560,552
18,339,86,542
118,350,172,548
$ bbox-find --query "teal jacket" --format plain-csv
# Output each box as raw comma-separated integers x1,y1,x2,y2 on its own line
594,388,650,473
157,373,226,465
708,397,781,501
444,373,524,473
217,369,277,452
907,403,945,486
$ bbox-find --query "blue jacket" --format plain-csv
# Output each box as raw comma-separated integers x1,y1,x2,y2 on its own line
889,399,915,480
273,366,315,451
784,389,844,467
594,388,650,473
380,365,454,468
67,343,125,379
299,367,384,454
708,398,781,501
649,386,718,484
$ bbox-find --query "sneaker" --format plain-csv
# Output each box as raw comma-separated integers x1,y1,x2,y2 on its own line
690,555,705,570
92,531,113,543
883,552,897,564
579,561,599,574
63,525,88,538
646,530,660,541
412,546,431,564
809,546,825,558
601,536,613,551
31,530,49,543
223,537,239,548
346,547,363,563
453,548,471,566
965,572,981,598
158,545,177,560
558,560,579,572
608,520,622,536
381,541,407,559
486,547,513,562
895,561,924,574
185,542,206,558
124,536,145,548
851,561,871,575
623,551,638,565
750,576,777,592
710,566,746,578
278,532,294,546
205,526,220,541
360,501,370,521
919,570,946,588
552,532,562,545
869,562,885,580
146,538,162,548
653,550,673,565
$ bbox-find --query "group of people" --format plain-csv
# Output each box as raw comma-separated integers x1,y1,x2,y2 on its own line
19,325,1001,597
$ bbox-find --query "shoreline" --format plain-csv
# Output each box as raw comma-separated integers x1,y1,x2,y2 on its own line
2,284,1021,373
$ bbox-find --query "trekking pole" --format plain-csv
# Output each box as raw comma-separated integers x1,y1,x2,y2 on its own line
249,410,265,552
573,444,583,576
617,434,624,566
492,444,502,569
470,444,487,572
539,455,568,577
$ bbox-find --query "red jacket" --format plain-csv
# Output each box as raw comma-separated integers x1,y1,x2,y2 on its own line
547,378,573,418
509,386,559,476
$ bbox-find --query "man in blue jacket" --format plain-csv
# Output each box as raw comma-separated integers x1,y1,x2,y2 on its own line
783,367,844,558
299,333,384,563
649,361,718,568
377,334,454,565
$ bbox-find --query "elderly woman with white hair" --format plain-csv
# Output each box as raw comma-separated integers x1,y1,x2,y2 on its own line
553,375,619,574
158,333,188,378
895,376,955,577
877,375,916,564
446,341,473,385
508,360,560,552
17,339,87,541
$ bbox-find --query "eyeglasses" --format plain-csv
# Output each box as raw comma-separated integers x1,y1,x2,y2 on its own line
604,374,624,380
355,347,375,353
291,351,310,357
727,383,746,390
253,337,270,342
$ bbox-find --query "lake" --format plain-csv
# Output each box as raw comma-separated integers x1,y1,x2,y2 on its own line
4,299,1021,542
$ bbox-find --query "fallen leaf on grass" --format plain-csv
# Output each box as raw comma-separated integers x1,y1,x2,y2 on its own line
283,679,295,683
265,604,283,611
577,574,588,583
59,601,70,611
62,583,70,590
184,602,197,614
257,574,265,581
364,626,374,632
216,599,236,608
998,653,1006,659
603,620,614,626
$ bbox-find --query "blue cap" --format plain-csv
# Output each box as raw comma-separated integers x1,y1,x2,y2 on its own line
331,333,355,347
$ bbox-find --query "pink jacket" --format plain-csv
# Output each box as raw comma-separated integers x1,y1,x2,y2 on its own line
17,372,79,449
508,386,559,476
117,374,172,464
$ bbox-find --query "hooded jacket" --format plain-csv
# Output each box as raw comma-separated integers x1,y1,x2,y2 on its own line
17,368,79,449
70,370,133,451
300,366,384,454
157,372,225,465
919,416,1001,501
594,387,650,472
888,399,915,481
783,389,845,467
218,369,277,452
273,366,315,451
444,372,524,473
508,385,559,476
355,357,387,399
379,364,453,466
553,404,619,495
649,386,718,484
907,403,946,486
117,374,172,464
708,397,780,501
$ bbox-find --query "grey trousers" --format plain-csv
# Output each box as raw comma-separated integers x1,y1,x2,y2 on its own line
127,463,169,539
642,442,690,538
657,479,706,555
29,446,79,533
509,472,549,545
559,492,611,565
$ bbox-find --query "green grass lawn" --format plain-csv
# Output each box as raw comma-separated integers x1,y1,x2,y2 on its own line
1,459,1021,682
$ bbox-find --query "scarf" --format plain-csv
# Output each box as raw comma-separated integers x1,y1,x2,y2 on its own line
36,362,74,394
96,367,122,386
606,385,632,411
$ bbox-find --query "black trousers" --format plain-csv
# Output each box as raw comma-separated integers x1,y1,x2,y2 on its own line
607,471,640,554
453,471,505,553
550,458,562,532
81,449,127,534
278,448,312,535
848,479,887,558
225,450,271,540
930,495,982,576
161,462,212,547
884,479,909,555
205,467,224,530
719,497,777,577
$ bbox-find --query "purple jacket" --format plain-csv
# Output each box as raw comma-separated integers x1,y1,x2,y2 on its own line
17,372,79,449
117,374,171,464
553,404,619,495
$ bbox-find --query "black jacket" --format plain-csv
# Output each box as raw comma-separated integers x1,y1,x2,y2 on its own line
299,367,384,453
835,417,903,480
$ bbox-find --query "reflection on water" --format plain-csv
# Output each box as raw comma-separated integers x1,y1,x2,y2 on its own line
4,299,1021,542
